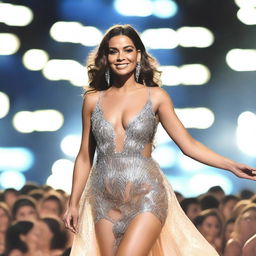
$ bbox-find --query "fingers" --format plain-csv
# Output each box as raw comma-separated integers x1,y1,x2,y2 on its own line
63,213,78,234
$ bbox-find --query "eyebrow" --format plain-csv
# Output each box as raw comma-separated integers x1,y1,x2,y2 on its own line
108,45,135,50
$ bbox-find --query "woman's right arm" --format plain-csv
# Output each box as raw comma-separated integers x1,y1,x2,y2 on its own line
63,92,97,233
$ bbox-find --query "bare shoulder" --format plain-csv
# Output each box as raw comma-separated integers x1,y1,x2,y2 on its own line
82,89,101,113
149,86,173,107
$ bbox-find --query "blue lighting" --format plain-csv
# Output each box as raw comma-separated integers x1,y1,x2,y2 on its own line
153,0,178,18
0,147,34,172
0,170,26,190
114,0,178,18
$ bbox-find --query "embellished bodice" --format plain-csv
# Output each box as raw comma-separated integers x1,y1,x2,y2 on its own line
90,88,159,157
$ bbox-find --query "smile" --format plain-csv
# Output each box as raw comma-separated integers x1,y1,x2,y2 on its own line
115,63,129,69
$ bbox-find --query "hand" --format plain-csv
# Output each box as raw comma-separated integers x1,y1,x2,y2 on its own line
230,163,256,181
63,206,79,234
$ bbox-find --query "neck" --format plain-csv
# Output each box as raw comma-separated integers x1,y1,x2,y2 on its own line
112,74,137,90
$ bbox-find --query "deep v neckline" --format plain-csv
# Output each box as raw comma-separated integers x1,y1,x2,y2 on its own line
97,96,151,132
94,88,155,154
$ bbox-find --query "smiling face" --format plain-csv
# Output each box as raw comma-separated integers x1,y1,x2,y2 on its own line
107,35,140,81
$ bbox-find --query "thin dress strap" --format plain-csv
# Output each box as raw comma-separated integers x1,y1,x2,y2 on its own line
148,86,151,102
97,90,104,105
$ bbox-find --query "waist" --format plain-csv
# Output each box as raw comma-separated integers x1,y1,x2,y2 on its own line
96,151,153,160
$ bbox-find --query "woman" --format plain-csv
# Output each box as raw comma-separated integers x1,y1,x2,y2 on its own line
5,220,42,256
63,24,256,256
193,209,223,254
224,204,256,256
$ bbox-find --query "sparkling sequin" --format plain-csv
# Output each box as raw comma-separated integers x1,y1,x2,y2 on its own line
87,87,168,249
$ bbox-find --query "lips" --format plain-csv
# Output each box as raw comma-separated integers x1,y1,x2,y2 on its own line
115,63,129,69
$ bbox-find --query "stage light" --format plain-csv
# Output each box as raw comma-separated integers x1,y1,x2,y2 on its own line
80,26,103,47
50,22,102,46
234,0,256,8
237,7,256,25
180,64,211,85
188,173,233,196
0,147,34,172
22,49,49,71
47,159,74,193
42,59,88,86
0,3,33,26
226,49,256,71
60,134,81,157
177,27,214,48
236,111,256,156
0,33,20,55
13,110,64,133
159,64,210,86
13,111,33,133
159,66,181,86
50,21,83,43
152,0,178,18
0,92,10,118
0,170,26,190
175,108,215,129
114,0,153,17
178,153,205,172
141,28,178,49
152,144,177,168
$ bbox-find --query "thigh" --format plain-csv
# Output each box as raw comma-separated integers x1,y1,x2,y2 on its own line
95,218,115,256
115,212,162,256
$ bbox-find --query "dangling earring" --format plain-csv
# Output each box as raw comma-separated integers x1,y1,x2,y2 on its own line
105,68,110,87
135,62,141,82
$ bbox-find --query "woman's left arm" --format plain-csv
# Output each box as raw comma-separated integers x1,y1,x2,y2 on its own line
153,87,256,181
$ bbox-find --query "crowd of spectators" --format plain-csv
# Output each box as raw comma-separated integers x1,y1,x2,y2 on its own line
0,183,255,256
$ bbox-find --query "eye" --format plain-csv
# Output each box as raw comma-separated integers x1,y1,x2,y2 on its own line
125,48,133,52
108,49,117,55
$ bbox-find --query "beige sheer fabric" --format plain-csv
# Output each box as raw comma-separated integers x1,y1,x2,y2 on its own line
70,166,219,255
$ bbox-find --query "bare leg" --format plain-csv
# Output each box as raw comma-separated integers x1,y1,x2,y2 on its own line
95,218,115,256
115,212,162,256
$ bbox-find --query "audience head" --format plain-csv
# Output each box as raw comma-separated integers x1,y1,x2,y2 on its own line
232,203,256,241
3,188,18,209
12,196,39,221
40,191,65,217
0,202,11,233
193,208,223,240
230,199,251,219
5,220,40,254
38,217,68,250
28,189,44,202
208,186,225,201
221,217,236,253
220,195,239,220
199,193,220,210
180,197,201,221
19,182,39,195
239,189,254,200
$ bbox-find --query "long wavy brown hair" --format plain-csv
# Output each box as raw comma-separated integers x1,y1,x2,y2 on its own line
84,24,161,94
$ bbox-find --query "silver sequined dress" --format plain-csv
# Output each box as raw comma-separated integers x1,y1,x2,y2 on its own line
89,87,168,248
70,87,220,256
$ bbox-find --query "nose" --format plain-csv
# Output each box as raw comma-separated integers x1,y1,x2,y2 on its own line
117,51,125,61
